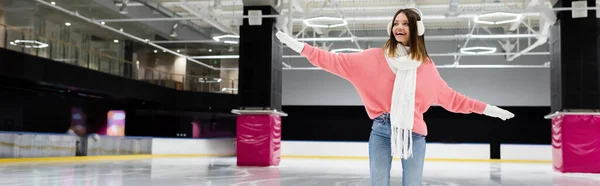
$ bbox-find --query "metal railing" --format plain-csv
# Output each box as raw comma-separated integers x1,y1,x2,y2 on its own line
0,23,238,94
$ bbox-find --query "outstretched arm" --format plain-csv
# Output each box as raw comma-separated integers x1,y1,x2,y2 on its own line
276,31,368,80
435,76,487,114
431,61,514,120
300,44,368,79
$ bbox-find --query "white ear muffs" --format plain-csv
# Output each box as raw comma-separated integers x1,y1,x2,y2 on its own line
386,8,426,36
387,21,393,36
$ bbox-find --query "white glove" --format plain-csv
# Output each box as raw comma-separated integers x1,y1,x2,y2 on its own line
275,31,304,53
483,104,515,120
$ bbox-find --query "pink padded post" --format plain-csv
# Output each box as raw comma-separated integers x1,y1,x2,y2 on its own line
236,114,282,166
550,113,600,173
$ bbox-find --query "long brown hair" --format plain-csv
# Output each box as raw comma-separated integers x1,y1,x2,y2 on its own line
383,9,429,63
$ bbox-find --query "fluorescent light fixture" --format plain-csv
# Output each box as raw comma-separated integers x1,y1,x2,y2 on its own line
303,17,348,28
224,40,239,44
331,48,364,53
474,12,523,25
221,87,238,91
212,34,240,41
460,46,497,55
10,40,49,48
170,23,178,37
198,77,222,83
119,0,129,14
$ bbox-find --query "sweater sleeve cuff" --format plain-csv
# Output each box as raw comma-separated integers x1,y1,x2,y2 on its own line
473,101,487,114
300,43,314,57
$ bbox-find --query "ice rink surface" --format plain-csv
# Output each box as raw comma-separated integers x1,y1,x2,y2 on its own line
1,156,599,186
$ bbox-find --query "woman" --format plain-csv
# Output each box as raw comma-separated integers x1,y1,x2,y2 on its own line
276,8,514,186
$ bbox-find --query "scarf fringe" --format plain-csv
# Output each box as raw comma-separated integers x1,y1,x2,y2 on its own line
391,126,413,160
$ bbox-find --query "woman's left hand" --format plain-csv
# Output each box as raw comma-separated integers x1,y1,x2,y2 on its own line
483,105,515,120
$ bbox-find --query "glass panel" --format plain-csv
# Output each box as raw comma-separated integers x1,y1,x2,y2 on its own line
0,15,237,94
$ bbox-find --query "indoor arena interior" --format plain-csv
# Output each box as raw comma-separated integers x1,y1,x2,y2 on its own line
1,0,600,185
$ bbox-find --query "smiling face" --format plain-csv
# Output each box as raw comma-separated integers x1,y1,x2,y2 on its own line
384,8,429,62
392,12,410,45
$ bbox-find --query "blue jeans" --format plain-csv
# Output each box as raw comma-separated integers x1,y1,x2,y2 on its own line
369,113,426,186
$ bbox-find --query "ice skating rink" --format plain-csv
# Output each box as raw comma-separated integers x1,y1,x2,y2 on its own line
3,1,600,186
1,156,599,186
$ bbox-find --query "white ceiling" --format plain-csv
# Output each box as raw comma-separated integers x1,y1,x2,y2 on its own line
42,0,562,69
151,0,551,33
134,0,556,69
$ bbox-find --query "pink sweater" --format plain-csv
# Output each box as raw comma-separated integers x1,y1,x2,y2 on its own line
300,44,487,136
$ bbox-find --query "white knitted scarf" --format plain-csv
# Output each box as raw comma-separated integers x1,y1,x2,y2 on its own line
385,45,421,160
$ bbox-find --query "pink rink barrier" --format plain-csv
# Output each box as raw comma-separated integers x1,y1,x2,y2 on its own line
235,114,282,166
550,113,600,173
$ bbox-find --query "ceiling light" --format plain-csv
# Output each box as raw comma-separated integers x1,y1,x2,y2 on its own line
170,23,178,37
51,1,56,5
65,22,71,26
221,88,237,92
113,40,119,43
198,77,222,83
460,46,497,55
212,34,239,41
474,12,523,25
119,0,129,14
9,40,49,48
303,16,347,28
101,21,105,25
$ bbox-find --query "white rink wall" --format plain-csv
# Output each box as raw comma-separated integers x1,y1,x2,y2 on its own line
500,144,552,161
151,137,236,156
0,132,78,158
0,132,552,161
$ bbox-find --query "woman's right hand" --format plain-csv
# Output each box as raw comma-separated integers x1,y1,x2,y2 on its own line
276,31,304,53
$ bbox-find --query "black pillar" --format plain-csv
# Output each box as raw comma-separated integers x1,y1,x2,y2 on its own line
238,6,283,111
123,40,134,78
550,0,600,112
